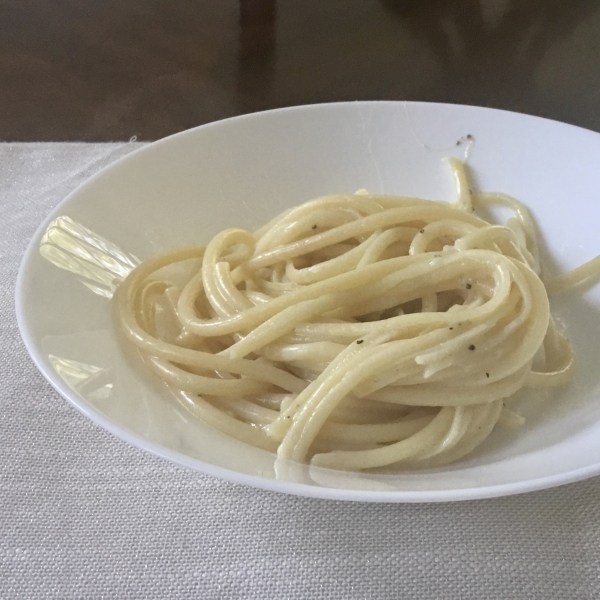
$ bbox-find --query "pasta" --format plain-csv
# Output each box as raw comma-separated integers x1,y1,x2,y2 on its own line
116,158,594,472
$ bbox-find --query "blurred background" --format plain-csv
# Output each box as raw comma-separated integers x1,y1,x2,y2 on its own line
2,0,599,141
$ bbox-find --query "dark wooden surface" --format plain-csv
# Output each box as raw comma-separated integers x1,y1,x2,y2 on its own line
2,0,600,141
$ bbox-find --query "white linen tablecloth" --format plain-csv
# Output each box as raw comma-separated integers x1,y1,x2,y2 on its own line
2,142,600,599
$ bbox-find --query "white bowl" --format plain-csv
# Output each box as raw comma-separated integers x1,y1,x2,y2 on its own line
16,102,600,501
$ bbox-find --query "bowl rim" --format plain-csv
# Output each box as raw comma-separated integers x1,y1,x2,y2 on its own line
15,100,600,502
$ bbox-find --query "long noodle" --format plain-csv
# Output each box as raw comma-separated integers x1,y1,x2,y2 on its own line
116,159,596,472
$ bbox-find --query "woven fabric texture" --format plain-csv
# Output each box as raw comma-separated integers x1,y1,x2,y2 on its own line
2,143,600,600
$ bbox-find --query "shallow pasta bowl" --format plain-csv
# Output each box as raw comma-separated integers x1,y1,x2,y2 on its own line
15,101,600,501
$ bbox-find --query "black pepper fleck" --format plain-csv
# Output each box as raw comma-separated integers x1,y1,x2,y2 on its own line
466,283,472,289
357,339,364,344
449,327,453,330
420,229,424,233
486,372,490,378
312,224,317,229
468,344,476,351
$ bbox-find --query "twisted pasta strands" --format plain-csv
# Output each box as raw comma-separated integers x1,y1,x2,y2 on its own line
116,159,591,471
